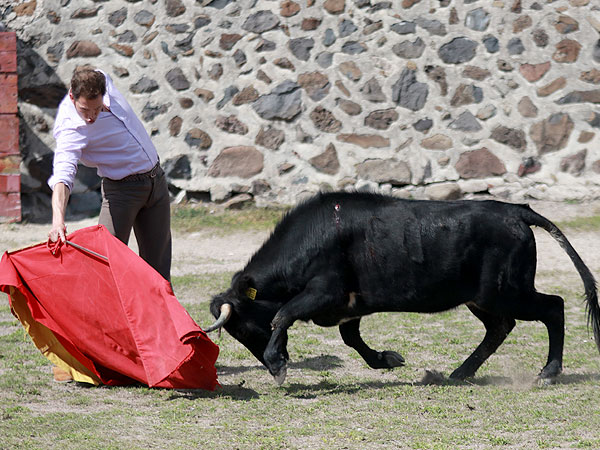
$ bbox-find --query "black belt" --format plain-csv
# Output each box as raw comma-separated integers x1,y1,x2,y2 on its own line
111,162,162,182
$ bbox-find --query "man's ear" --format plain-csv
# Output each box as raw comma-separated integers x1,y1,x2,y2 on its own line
69,90,74,102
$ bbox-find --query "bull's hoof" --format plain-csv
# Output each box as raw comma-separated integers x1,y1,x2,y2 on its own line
272,365,287,386
538,360,562,381
448,367,474,381
379,351,405,368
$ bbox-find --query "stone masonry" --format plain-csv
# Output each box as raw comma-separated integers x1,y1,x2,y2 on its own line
2,0,600,220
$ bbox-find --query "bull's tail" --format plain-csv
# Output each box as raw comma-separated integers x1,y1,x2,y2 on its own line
520,205,600,353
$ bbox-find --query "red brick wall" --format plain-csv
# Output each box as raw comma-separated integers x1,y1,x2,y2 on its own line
0,32,20,222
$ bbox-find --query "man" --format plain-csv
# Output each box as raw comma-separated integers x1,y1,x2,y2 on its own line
48,66,172,282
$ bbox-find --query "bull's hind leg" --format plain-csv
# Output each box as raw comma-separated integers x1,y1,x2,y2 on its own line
339,318,405,369
511,292,565,379
450,305,515,380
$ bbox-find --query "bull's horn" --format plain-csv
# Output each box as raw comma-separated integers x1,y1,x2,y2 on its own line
203,303,233,333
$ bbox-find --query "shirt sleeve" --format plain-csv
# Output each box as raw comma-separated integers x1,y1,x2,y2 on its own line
47,127,87,191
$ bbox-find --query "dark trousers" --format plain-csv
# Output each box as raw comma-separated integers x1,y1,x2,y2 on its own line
99,166,172,281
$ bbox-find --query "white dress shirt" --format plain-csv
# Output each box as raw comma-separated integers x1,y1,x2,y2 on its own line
48,70,159,191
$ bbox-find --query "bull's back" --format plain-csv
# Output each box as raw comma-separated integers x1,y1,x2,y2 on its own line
346,198,538,312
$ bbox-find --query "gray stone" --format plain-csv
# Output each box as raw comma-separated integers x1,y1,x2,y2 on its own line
165,0,186,17
339,19,358,37
194,15,211,29
217,86,239,109
323,28,336,46
185,128,212,149
391,69,429,111
255,126,285,150
421,134,452,150
368,2,391,12
215,115,248,135
391,21,416,35
208,64,223,81
338,134,390,148
242,10,280,33
342,41,367,55
413,118,433,132
298,71,331,101
208,146,264,178
508,38,525,55
168,116,183,136
165,68,190,91
141,102,169,122
289,37,314,61
448,111,482,132
361,77,386,103
416,18,446,36
594,40,600,63
175,33,195,52
163,155,191,179
530,113,574,154
233,49,247,67
560,149,587,176
465,8,490,31
518,96,538,117
533,29,549,47
134,10,155,27
166,24,189,34
483,35,499,53
455,148,506,179
424,183,462,200
364,108,399,130
337,98,362,115
310,106,342,132
309,143,340,175
392,37,425,59
252,81,302,121
439,37,477,64
108,7,127,27
66,40,101,58
356,159,411,185
476,104,497,120
116,30,137,43
450,84,483,106
130,76,159,94
339,61,362,82
205,0,235,9
316,52,334,68
256,39,276,52
556,90,600,105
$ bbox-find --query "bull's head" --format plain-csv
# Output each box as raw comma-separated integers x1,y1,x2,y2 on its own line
205,273,282,366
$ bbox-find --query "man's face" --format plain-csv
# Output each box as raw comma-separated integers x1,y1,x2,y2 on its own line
70,92,104,124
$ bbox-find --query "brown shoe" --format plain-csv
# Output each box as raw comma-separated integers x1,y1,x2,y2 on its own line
52,366,73,383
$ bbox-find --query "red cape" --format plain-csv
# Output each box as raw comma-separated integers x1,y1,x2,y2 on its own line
0,225,219,389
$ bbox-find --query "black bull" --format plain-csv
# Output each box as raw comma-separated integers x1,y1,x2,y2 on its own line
206,192,600,384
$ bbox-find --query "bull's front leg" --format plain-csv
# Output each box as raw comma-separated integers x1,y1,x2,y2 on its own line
339,318,405,369
263,325,289,386
263,274,344,385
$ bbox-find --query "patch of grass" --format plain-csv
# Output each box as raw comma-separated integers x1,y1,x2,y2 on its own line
556,215,600,231
171,204,286,234
172,272,233,301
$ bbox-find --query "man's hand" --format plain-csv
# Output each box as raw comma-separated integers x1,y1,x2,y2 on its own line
49,223,66,243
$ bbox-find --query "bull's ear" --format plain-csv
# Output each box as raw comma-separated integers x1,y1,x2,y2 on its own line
234,274,255,298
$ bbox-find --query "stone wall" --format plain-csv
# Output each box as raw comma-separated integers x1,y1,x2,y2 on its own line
2,0,600,220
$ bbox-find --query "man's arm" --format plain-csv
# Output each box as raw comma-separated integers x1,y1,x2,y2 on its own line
49,182,70,242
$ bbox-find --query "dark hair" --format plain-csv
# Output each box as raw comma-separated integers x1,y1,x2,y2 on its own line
70,66,106,100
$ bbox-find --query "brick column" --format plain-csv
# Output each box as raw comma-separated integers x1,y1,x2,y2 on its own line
0,32,20,223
